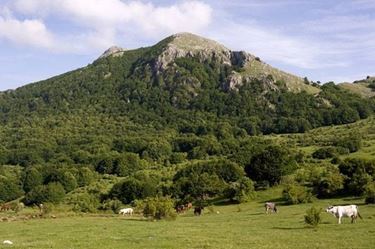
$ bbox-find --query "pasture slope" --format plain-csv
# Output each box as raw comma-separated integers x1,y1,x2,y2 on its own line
1,190,374,249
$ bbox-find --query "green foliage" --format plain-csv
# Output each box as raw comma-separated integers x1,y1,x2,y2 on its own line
173,159,244,200
0,176,24,202
136,196,177,220
24,182,66,205
312,165,344,198
223,177,255,203
67,192,100,213
108,172,161,204
283,184,314,204
304,206,322,227
100,199,123,213
245,145,297,186
365,181,375,204
22,167,43,192
334,135,362,153
312,147,336,159
339,158,375,195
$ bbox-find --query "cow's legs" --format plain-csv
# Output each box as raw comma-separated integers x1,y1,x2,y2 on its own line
338,217,341,224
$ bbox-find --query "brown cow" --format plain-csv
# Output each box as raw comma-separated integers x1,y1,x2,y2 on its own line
185,202,193,210
0,204,11,212
194,206,204,216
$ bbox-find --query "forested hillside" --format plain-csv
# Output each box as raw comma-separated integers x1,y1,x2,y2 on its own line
0,33,374,212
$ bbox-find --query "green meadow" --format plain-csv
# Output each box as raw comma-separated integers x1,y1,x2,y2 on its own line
1,190,374,249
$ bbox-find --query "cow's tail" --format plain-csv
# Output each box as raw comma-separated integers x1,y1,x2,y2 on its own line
357,211,363,220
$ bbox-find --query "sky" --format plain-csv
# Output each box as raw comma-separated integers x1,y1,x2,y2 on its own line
0,0,374,91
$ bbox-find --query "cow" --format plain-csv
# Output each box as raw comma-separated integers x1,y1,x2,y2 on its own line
175,205,186,214
119,208,133,216
265,202,277,214
194,206,204,216
185,202,193,210
0,204,11,212
326,205,362,224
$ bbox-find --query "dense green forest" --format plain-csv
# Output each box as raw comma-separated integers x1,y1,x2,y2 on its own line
0,34,374,214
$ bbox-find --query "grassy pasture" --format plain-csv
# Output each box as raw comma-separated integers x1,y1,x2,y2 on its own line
1,194,374,249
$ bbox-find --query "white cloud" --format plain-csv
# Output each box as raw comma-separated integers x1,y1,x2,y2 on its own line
0,14,54,49
206,20,345,69
11,0,212,50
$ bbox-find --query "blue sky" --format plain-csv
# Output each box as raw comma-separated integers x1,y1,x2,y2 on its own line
0,0,374,91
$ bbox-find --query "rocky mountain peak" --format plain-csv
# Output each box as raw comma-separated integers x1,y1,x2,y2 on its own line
99,46,126,59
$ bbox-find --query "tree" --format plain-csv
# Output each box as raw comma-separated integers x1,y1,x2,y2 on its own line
173,159,244,200
245,145,297,186
0,177,24,202
23,167,43,192
24,182,66,205
312,165,344,198
223,177,255,203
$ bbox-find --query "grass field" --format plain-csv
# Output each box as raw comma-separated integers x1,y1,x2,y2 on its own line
1,190,374,249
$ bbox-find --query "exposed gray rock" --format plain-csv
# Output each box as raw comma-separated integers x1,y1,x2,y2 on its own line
231,51,255,67
99,46,126,59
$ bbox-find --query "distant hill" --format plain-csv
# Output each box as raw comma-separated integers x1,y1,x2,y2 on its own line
339,76,375,98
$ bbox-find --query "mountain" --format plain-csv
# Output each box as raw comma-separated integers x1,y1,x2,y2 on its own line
0,33,373,135
0,32,374,205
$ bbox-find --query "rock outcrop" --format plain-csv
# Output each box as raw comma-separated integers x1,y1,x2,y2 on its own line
99,46,126,59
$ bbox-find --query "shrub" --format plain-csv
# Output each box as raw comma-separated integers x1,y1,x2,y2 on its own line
0,177,24,202
100,199,122,213
365,182,375,204
334,136,361,153
312,165,344,198
67,193,99,213
312,147,336,159
223,177,255,203
304,207,322,227
283,184,313,204
24,182,65,205
245,145,297,186
136,196,176,220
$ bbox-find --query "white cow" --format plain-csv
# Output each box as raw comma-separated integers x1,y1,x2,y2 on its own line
119,208,133,216
326,205,362,224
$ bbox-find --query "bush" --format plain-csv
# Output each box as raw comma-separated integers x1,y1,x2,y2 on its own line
136,196,176,220
312,165,344,198
365,182,375,204
67,193,99,213
283,184,314,204
24,182,65,205
100,199,122,213
312,147,336,159
0,177,24,202
223,177,255,203
334,136,361,153
245,145,297,186
304,207,322,227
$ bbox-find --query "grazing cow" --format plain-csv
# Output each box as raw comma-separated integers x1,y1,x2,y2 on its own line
265,202,277,214
185,202,193,210
0,204,11,212
119,208,133,216
175,205,186,214
194,206,204,216
326,205,362,224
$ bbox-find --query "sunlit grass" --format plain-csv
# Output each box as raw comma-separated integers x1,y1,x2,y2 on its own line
1,192,374,249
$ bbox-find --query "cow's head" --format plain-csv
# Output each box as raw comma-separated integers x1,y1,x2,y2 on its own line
326,206,336,214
